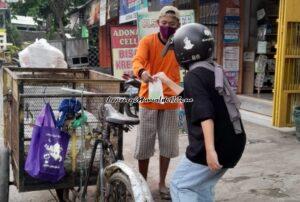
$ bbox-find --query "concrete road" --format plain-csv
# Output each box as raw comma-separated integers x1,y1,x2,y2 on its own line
1,121,300,202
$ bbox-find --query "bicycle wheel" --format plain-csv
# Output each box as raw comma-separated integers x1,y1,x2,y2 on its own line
106,172,134,202
95,151,112,202
95,142,105,202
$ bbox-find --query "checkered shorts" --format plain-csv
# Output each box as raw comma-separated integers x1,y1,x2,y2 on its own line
134,108,179,160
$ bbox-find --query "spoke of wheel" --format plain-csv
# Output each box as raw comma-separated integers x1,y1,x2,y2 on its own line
107,178,133,202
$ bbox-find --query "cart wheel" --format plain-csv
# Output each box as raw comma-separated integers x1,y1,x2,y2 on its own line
105,172,134,202
0,147,9,202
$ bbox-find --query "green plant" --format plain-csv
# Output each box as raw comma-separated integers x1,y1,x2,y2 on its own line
6,21,22,47
6,45,21,57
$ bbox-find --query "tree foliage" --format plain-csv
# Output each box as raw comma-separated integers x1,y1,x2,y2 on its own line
9,0,87,39
6,20,22,46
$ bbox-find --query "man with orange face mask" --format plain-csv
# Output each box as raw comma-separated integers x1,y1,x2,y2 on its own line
132,5,181,200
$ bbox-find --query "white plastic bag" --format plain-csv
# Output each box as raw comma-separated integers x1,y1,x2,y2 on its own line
255,55,267,73
148,80,164,104
19,38,67,68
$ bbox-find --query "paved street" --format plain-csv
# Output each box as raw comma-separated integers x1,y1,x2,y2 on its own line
1,120,300,202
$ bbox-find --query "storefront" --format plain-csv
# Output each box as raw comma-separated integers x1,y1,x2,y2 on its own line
98,0,195,80
232,0,300,128
243,0,279,98
95,0,299,127
273,0,300,127
97,0,244,91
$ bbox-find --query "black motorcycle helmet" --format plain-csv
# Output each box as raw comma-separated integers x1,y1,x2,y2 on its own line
162,23,214,70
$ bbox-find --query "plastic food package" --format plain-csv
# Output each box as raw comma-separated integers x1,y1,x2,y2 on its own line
255,72,265,88
257,25,267,41
255,55,268,73
19,38,67,68
148,80,164,104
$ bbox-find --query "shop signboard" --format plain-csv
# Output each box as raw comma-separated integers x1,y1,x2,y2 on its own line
110,25,138,79
119,0,148,24
137,10,195,39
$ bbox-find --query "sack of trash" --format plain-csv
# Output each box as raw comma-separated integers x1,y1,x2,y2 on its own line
19,38,67,68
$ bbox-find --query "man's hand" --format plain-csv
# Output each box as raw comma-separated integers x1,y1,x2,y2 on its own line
153,72,170,84
206,149,222,171
141,71,154,83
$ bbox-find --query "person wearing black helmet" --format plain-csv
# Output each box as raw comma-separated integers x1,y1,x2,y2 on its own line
154,23,246,201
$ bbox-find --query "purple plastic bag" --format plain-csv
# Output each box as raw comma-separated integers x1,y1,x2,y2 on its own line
25,103,69,183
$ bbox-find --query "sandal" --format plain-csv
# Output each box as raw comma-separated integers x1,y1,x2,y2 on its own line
159,187,171,200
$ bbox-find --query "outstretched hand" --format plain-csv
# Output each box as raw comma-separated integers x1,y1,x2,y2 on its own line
153,72,183,95
141,71,154,83
153,72,169,84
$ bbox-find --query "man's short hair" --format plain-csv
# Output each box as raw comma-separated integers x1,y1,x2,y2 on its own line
159,6,180,20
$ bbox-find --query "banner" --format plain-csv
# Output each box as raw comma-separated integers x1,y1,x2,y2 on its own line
137,10,195,39
87,0,100,26
0,1,7,8
160,0,173,5
81,26,89,38
111,26,138,79
119,0,148,24
99,0,107,26
223,46,240,71
108,0,119,20
225,71,239,92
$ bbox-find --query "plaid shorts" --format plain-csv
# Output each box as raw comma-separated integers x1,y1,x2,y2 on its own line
134,108,179,160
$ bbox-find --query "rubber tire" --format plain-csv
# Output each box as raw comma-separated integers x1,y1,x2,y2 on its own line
0,147,9,202
106,172,134,202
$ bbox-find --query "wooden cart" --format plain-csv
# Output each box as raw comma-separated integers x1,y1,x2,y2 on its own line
0,67,124,201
